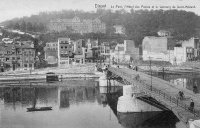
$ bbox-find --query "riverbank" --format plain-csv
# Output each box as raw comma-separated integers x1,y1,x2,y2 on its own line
0,64,105,83
134,61,200,74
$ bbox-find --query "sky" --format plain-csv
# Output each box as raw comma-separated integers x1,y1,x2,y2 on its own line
0,0,200,22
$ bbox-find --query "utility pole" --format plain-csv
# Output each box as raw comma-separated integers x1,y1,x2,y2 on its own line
149,56,152,91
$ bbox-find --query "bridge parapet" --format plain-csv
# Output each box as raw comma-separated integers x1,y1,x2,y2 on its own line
108,67,200,123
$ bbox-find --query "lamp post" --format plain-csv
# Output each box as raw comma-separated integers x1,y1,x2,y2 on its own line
149,56,152,91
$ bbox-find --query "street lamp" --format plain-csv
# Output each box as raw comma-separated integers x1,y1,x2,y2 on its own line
149,56,152,91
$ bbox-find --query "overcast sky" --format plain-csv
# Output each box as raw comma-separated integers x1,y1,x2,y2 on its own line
0,0,200,22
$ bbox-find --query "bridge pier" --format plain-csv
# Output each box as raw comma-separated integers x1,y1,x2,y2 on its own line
108,67,200,127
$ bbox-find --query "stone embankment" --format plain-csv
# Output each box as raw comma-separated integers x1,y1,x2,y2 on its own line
0,64,102,82
137,61,200,74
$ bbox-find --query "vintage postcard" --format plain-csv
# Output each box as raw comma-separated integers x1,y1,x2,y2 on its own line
0,0,200,128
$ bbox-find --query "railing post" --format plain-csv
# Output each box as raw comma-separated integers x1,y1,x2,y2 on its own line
177,99,178,106
170,96,171,102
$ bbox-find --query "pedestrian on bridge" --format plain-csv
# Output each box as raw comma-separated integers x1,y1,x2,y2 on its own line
178,91,184,100
193,81,198,94
189,99,194,112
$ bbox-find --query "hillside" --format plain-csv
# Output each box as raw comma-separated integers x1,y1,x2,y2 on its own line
1,9,200,46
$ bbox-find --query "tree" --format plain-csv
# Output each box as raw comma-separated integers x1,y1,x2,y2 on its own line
26,22,33,32
20,21,26,31
14,23,20,30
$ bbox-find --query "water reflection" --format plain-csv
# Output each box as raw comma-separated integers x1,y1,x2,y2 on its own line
155,73,200,93
106,91,180,128
0,79,183,128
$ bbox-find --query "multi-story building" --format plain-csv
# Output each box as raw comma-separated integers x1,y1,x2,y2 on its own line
0,41,35,71
74,39,84,55
57,38,86,67
157,30,171,37
113,25,126,35
142,36,200,65
142,36,176,63
48,16,106,34
44,42,58,64
17,44,35,70
74,39,85,64
99,42,110,62
110,40,139,63
124,40,139,60
57,38,74,67
173,38,200,64
85,39,99,62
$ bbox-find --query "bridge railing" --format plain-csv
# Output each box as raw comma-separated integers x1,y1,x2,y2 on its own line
139,78,200,117
108,67,200,117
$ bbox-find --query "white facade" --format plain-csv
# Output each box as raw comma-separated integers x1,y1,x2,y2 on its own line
110,40,139,63
113,25,125,34
57,38,72,68
181,37,200,49
174,47,187,64
143,50,174,63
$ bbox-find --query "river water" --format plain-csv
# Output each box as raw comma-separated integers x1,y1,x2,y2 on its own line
0,78,187,128
154,72,200,94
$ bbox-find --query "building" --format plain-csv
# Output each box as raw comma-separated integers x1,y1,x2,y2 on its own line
124,40,139,60
85,39,99,62
57,38,86,67
173,38,200,64
99,42,110,62
0,41,35,71
0,29,3,36
44,42,58,64
157,30,171,37
113,25,125,35
73,39,85,64
57,38,74,67
142,36,200,65
181,37,200,49
110,40,139,63
17,44,35,70
142,36,175,63
48,16,106,34
2,38,14,44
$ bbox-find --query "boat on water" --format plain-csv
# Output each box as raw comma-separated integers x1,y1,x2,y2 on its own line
27,107,52,112
27,88,53,112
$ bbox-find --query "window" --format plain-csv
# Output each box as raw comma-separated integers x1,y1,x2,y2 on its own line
29,64,32,67
6,58,9,61
12,57,15,60
65,46,67,49
24,64,27,67
61,46,63,49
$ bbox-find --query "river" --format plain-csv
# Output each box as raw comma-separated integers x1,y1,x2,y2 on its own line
0,78,187,128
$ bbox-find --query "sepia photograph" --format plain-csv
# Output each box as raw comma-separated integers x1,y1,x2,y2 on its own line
0,0,200,128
